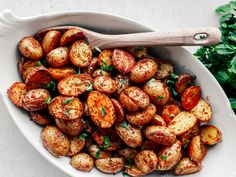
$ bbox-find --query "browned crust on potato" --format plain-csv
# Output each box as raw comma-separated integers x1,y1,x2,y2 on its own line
30,111,51,125
7,82,27,107
175,73,194,95
154,61,174,80
151,114,167,126
118,147,138,160
200,125,222,145
85,57,98,75
48,66,76,80
70,153,94,172
93,76,117,94
111,98,125,123
92,69,110,77
126,46,148,59
21,60,40,81
55,118,83,136
188,136,205,163
42,30,61,54
88,144,112,159
174,157,202,175
66,136,85,156
59,28,84,46
114,74,131,96
119,92,139,112
87,91,116,128
162,104,181,123
95,158,124,174
178,122,200,145
97,49,113,66
46,47,70,67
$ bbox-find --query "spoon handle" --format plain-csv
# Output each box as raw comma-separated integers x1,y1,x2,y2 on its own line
98,27,221,49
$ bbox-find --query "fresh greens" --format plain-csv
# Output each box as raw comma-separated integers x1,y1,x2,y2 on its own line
94,46,102,53
100,136,111,149
194,1,236,110
101,60,114,71
79,132,88,140
120,120,129,129
42,95,51,105
101,107,106,117
63,97,74,104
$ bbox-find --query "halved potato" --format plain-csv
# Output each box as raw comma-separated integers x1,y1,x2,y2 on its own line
41,30,61,54
87,91,116,128
142,140,160,154
114,74,131,96
30,111,51,126
48,66,76,80
152,114,167,126
92,69,110,77
93,76,117,94
46,47,70,67
181,86,201,110
168,111,197,135
70,153,94,172
178,122,200,145
174,157,201,175
175,73,194,95
200,125,222,145
154,61,174,79
188,135,206,163
7,82,27,107
86,57,98,75
118,147,138,160
111,98,125,123
162,104,181,123
59,28,84,46
126,46,148,59
21,60,39,81
88,144,112,159
95,157,124,174
119,92,139,112
67,136,85,156
97,49,113,66
125,166,146,177
55,118,83,136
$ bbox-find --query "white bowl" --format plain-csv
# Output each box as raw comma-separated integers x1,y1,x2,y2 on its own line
0,9,236,177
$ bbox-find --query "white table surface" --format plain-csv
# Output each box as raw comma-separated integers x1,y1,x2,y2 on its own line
0,0,229,176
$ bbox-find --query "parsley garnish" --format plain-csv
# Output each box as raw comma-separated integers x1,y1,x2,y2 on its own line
100,136,111,149
43,95,51,104
122,170,126,177
157,96,164,101
101,107,106,117
134,47,143,51
79,132,88,140
161,155,168,160
44,80,56,91
120,120,129,129
127,158,134,168
101,60,114,71
95,148,101,159
63,97,74,104
35,61,42,66
183,139,190,149
169,113,175,118
94,46,102,53
86,81,93,92
64,110,71,117
75,68,81,74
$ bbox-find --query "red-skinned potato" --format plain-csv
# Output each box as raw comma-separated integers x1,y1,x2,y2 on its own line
142,140,160,154
55,118,83,136
59,28,84,46
111,98,125,123
88,144,112,159
162,104,181,123
7,82,27,107
118,147,138,160
151,114,166,126
92,69,110,77
181,86,201,110
200,125,222,145
175,73,194,95
97,49,113,66
70,153,94,172
174,157,202,175
30,111,51,125
114,74,131,96
126,46,148,59
125,166,146,177
95,157,124,174
119,92,139,112
46,47,69,67
179,122,200,145
154,61,174,79
84,57,98,75
48,66,77,80
67,136,85,156
41,30,61,54
93,76,117,94
21,60,39,81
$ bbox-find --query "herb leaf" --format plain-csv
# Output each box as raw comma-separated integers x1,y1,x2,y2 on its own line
44,80,57,91
86,81,93,92
94,46,102,53
101,107,106,117
43,95,51,104
183,139,190,149
120,120,129,129
63,97,74,104
101,60,114,71
161,155,168,160
79,132,88,140
35,61,42,66
95,148,101,159
100,136,111,149
157,96,164,101
75,68,81,74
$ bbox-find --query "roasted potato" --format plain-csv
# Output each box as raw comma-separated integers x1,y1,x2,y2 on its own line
178,122,200,145
162,104,181,123
143,79,170,105
41,125,70,157
22,88,50,111
134,150,158,174
119,92,139,112
126,46,148,59
116,121,142,148
48,96,83,120
55,118,83,136
88,144,112,159
95,157,124,174
85,57,98,75
118,147,138,160
92,69,110,77
67,136,85,156
87,91,116,128
168,111,197,135
30,111,51,125
200,125,222,145
157,140,182,171
97,49,113,66
144,125,176,146
114,74,131,96
130,59,157,83
154,61,174,79
7,82,27,107
151,114,167,126
58,73,93,96
190,98,212,122
181,86,201,110
112,49,136,74
70,40,92,68
70,153,94,172
111,98,125,123
48,66,76,80
41,30,61,54
18,36,43,60
125,166,146,177
174,157,201,175
93,76,117,94
59,28,84,46
175,73,194,95
46,47,69,67
142,140,160,154
21,60,39,81
126,104,156,126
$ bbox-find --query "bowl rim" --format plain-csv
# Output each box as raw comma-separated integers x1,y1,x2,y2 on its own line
0,9,235,177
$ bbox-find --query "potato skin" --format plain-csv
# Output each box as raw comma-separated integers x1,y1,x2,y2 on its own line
200,125,222,145
119,92,139,112
70,153,94,172
179,122,200,145
92,69,110,77
175,73,194,95
41,125,70,157
93,76,117,94
21,60,39,81
30,111,51,125
154,61,174,79
143,79,170,105
125,166,146,177
48,66,76,80
118,147,138,160
144,125,176,146
174,157,201,175
88,144,112,159
130,59,157,83
59,28,84,46
7,82,27,107
126,46,148,59
55,118,83,136
126,104,156,126
97,49,113,66
142,140,160,154
70,40,92,68
87,91,116,128
188,136,205,163
48,96,83,120
162,104,181,123
181,86,201,110
95,157,124,174
85,57,98,75
134,150,158,174
18,36,43,60
152,114,167,127
42,30,61,54
111,98,125,123
114,74,131,96
46,47,69,67
157,140,182,171
116,122,142,148
22,89,50,111
67,136,85,156
112,49,136,74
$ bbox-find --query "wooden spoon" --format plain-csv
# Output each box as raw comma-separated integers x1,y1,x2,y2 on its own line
37,26,221,49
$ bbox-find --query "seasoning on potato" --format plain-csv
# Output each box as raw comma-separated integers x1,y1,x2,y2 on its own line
70,153,94,172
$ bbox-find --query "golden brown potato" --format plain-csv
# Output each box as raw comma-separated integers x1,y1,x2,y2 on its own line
174,157,201,175
97,49,113,66
175,73,194,95
188,136,206,163
118,147,138,160
190,98,212,122
85,57,98,75
58,73,93,96
70,153,94,172
30,111,51,125
116,121,142,148
125,166,146,177
119,92,139,112
22,89,50,111
168,111,197,135
157,140,182,171
142,140,160,154
87,91,116,128
59,28,84,46
55,118,83,136
126,46,148,59
48,66,76,80
88,144,112,159
18,36,43,60
130,58,157,83
114,74,131,96
67,136,85,156
92,69,110,77
162,104,181,123
112,49,136,74
41,30,61,54
48,96,83,120
41,125,70,157
46,47,69,67
111,98,125,123
134,150,158,174
70,40,92,68
154,61,174,79
18,57,27,78
95,158,124,174
21,60,39,81
143,79,170,106
178,122,200,145
200,125,222,145
144,125,176,146
151,114,167,126
126,104,156,126
7,82,27,107
181,86,201,111
93,76,117,94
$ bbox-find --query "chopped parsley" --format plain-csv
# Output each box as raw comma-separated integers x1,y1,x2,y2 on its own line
100,136,111,149
101,60,114,71
157,96,164,101
169,113,175,118
75,68,81,74
94,46,102,53
122,170,126,177
42,95,51,105
127,158,134,168
101,107,106,117
44,80,57,91
183,139,190,149
120,120,129,129
63,97,74,104
35,61,42,66
95,148,101,159
133,47,143,51
161,155,168,160
79,132,88,140
64,110,71,117
86,81,93,92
